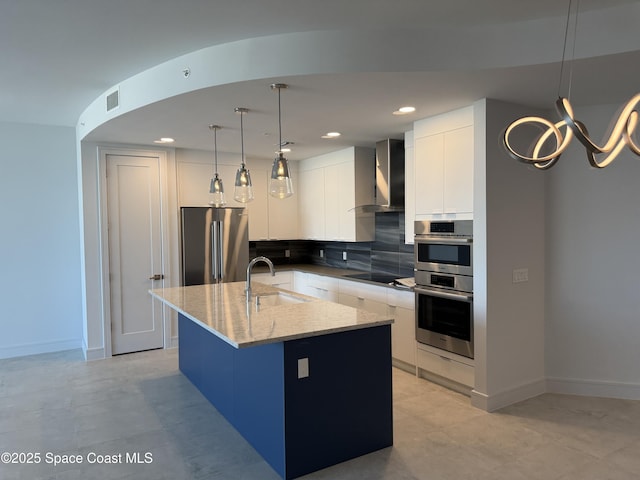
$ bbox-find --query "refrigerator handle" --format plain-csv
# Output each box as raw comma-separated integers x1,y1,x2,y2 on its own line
218,221,224,281
211,221,220,281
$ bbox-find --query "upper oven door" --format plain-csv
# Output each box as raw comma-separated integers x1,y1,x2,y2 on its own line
414,236,473,276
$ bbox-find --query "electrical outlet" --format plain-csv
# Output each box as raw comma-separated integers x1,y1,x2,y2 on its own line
319,249,324,258
297,358,309,379
512,268,529,283
342,251,348,261
285,249,290,258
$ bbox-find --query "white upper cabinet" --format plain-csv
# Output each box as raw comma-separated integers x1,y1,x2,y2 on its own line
298,146,375,242
176,150,298,241
412,106,474,220
298,167,325,240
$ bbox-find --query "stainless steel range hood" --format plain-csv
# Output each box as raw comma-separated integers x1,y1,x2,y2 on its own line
355,139,405,213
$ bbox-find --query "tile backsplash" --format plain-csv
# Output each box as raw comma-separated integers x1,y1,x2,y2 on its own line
250,212,414,278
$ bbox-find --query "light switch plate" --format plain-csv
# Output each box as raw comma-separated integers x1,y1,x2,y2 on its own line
297,358,309,379
512,268,529,283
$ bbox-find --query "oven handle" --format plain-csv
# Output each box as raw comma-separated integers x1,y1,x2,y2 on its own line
415,286,473,302
414,236,472,244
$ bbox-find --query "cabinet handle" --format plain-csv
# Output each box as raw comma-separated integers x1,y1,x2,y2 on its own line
149,274,164,280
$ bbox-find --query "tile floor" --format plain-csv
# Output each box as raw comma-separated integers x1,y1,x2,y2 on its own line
1,348,639,479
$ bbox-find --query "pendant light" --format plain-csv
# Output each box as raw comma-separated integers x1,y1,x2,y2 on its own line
503,0,640,169
233,107,254,203
269,83,294,199
208,124,226,206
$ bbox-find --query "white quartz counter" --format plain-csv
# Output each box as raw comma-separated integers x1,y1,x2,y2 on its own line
150,281,393,348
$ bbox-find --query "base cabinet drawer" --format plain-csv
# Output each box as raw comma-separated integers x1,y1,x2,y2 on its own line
253,271,293,291
416,347,474,388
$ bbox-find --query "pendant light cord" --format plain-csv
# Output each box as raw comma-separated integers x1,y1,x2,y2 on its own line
278,86,283,153
558,0,580,99
240,110,245,167
213,127,219,174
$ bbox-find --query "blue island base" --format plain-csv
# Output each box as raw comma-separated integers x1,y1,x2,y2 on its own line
178,314,393,479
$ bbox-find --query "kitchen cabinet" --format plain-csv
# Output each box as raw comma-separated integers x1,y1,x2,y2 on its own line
298,168,325,240
177,155,298,241
295,275,418,371
229,165,300,241
252,271,293,291
298,147,375,242
266,169,298,240
412,106,474,220
338,279,388,316
338,279,416,372
416,342,474,391
277,270,475,387
387,289,416,370
414,126,473,217
292,272,339,302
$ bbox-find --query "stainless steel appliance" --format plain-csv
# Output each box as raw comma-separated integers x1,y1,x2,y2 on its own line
353,138,405,213
414,220,474,358
414,219,473,276
181,207,249,286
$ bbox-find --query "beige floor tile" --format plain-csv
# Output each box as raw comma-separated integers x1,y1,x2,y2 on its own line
1,348,639,480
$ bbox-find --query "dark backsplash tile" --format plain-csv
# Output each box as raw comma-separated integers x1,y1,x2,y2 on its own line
252,212,414,276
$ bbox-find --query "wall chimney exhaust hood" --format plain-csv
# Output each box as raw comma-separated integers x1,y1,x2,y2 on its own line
354,139,405,213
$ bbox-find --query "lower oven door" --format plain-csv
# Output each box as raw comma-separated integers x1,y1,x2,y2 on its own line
415,286,474,359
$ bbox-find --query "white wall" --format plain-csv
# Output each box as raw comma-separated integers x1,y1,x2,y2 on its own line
472,99,546,411
80,143,178,359
0,122,83,358
546,103,640,399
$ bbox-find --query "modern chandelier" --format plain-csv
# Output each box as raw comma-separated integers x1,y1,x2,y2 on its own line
269,83,294,198
503,0,640,169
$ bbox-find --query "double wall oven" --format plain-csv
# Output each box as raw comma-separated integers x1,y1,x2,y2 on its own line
414,220,474,359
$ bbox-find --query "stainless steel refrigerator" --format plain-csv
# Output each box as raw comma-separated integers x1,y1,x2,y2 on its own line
180,207,249,286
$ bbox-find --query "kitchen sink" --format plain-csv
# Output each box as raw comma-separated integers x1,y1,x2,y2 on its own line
253,292,310,308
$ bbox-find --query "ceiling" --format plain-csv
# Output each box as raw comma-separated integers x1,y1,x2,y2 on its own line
3,0,640,161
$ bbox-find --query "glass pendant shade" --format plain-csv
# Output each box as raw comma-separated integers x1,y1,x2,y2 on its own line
209,173,226,206
234,164,254,203
208,124,226,206
269,152,294,199
269,83,294,199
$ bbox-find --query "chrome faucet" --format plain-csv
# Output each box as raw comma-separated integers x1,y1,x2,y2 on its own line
245,256,275,297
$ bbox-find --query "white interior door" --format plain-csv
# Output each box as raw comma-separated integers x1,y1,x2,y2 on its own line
107,154,164,355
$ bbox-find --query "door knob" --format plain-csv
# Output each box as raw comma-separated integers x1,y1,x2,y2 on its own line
149,274,165,280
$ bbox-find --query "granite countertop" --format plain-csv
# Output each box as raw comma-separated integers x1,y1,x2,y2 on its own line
253,263,415,290
150,281,393,349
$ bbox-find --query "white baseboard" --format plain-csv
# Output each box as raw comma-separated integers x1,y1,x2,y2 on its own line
0,338,82,360
546,377,640,401
82,339,105,361
471,378,546,412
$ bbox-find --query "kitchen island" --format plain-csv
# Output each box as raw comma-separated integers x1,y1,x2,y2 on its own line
150,281,393,480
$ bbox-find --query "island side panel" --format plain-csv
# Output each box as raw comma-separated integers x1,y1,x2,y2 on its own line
232,340,286,477
283,325,393,479
178,313,287,478
178,314,235,419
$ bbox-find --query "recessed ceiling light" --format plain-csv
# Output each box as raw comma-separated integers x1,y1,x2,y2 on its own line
154,137,175,144
392,106,416,116
322,132,341,139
